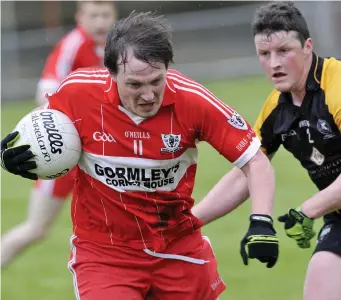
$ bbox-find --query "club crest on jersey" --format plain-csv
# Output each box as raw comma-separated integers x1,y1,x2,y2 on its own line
161,134,182,153
227,112,248,130
317,119,335,139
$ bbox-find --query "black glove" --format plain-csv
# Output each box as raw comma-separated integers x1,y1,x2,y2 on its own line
240,214,279,268
1,131,38,180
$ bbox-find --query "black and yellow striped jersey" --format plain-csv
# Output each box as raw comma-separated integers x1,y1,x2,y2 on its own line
254,53,341,193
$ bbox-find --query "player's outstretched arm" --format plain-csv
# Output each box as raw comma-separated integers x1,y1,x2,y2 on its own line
193,149,279,268
238,148,278,268
192,150,275,225
191,166,249,225
301,173,341,219
240,149,275,216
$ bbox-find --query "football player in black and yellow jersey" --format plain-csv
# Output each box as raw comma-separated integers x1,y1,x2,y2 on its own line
193,2,341,299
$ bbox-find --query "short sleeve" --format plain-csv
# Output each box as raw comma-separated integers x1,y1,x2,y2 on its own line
324,58,341,130
179,80,261,168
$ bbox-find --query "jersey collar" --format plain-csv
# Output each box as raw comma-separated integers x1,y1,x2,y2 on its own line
306,52,324,91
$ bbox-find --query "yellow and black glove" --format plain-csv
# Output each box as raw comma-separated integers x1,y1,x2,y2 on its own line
240,214,279,268
1,131,37,180
278,208,315,249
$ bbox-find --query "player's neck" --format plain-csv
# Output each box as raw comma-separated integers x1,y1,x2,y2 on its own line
291,90,306,106
290,54,313,106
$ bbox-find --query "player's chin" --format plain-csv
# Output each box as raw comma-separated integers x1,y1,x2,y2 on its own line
136,104,160,118
139,110,158,118
273,81,292,93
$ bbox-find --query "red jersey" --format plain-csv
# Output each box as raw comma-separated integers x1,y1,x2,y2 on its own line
36,27,104,104
47,68,260,252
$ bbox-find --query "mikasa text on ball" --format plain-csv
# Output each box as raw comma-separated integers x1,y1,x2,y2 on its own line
13,109,82,180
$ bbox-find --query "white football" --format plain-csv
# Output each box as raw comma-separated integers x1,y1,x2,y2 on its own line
13,109,82,180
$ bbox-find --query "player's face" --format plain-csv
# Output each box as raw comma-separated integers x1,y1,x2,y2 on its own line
76,2,116,44
254,31,313,92
113,53,168,118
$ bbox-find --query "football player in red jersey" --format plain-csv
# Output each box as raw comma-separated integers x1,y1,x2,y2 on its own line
1,12,279,299
1,1,117,268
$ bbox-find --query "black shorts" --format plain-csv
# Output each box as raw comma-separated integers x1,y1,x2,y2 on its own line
313,212,341,257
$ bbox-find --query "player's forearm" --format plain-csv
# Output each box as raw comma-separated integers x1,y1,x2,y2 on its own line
301,174,341,219
241,150,275,216
192,167,249,225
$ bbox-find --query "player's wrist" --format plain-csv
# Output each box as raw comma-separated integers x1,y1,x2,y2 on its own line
290,206,315,221
300,204,318,220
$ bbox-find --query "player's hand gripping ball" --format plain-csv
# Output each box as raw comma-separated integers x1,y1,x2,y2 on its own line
3,109,82,180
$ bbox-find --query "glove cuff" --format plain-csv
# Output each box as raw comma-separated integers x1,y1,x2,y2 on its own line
289,207,314,222
250,214,273,224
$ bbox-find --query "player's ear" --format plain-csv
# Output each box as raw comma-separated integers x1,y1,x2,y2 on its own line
303,38,313,56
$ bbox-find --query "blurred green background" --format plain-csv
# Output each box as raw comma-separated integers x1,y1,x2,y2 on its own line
1,76,320,300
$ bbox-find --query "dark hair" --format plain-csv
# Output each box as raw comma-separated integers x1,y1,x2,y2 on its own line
104,11,174,74
251,1,310,46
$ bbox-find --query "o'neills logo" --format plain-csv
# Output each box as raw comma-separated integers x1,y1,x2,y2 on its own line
31,111,64,161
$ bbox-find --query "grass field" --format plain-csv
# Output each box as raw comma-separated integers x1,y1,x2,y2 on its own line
1,76,321,300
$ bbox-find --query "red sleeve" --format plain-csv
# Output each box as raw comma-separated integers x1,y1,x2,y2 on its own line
199,102,260,168
171,72,260,168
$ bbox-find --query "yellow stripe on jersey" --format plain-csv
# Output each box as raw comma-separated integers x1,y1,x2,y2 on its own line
253,89,281,155
321,57,341,130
